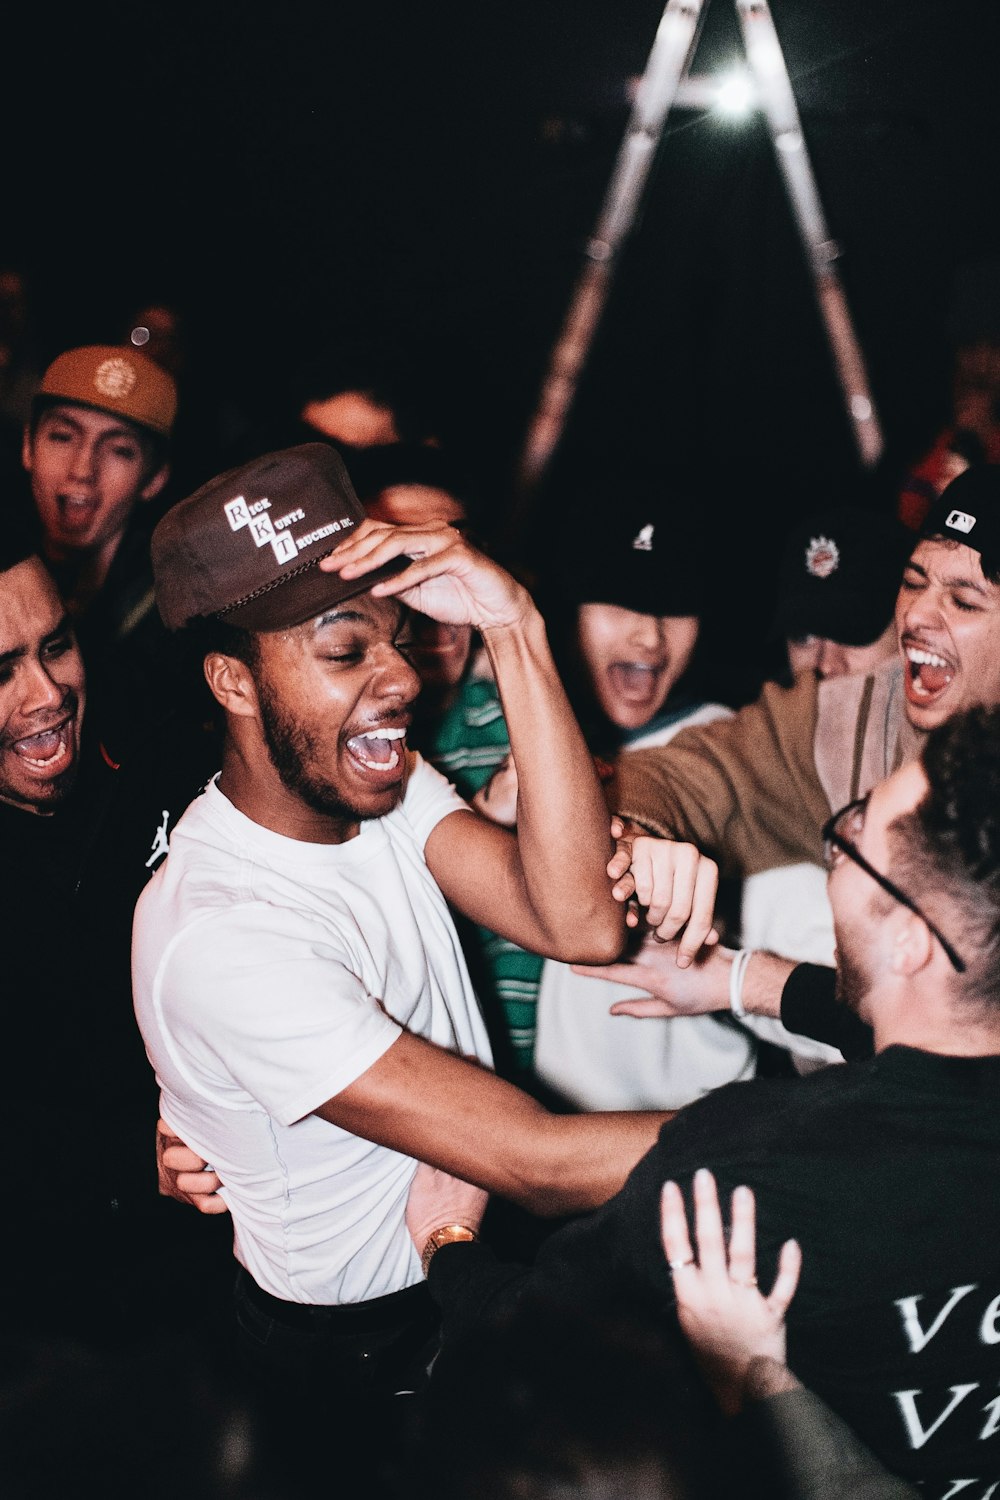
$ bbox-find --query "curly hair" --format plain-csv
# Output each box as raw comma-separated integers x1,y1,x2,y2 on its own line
889,705,1000,1003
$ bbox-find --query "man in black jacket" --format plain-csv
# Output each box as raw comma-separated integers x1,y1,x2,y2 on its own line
0,516,224,1347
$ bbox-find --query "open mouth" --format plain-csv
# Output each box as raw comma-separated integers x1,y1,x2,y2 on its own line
345,725,407,773
7,721,74,776
607,661,665,704
56,493,100,532
904,644,956,706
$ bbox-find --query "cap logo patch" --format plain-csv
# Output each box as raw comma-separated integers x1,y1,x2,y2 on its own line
632,523,655,552
945,508,977,535
224,495,254,531
805,535,839,578
93,356,138,400
223,493,353,567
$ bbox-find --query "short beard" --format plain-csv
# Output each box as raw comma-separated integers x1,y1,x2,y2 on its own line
1,760,79,815
833,928,874,1018
256,676,367,827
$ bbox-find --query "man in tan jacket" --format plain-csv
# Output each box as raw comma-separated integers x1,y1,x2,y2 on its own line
611,466,1000,881
594,466,1000,1047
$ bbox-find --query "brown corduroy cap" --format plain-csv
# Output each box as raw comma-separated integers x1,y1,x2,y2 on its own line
152,443,409,632
38,345,177,439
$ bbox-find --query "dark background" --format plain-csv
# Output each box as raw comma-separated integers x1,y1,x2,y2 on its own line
4,0,1000,696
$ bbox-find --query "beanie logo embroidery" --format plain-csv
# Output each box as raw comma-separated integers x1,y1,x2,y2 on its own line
93,356,138,400
805,535,839,579
632,523,655,552
945,509,976,535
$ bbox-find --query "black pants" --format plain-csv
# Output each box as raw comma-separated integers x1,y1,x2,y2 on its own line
231,1267,439,1494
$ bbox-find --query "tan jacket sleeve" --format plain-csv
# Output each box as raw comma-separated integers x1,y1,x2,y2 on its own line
608,674,831,878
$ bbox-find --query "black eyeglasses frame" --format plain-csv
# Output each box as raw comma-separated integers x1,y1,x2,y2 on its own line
821,797,967,975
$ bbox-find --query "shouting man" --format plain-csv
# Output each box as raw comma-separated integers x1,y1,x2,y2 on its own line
132,443,668,1411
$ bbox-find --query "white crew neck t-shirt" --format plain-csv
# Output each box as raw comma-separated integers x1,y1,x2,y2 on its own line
133,755,491,1306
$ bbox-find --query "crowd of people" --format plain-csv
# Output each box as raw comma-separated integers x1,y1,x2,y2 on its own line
2,314,999,1500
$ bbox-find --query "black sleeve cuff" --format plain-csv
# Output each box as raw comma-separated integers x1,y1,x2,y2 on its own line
780,964,874,1060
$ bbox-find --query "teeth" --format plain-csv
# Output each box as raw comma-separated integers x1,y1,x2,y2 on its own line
346,725,406,773
13,727,68,768
906,647,950,669
353,747,400,771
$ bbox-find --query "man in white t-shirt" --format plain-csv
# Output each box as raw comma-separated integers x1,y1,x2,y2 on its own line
133,442,682,1409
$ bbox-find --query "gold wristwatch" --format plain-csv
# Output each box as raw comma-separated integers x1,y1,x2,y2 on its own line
421,1223,479,1277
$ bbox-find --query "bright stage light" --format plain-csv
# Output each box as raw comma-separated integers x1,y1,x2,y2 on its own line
715,68,756,116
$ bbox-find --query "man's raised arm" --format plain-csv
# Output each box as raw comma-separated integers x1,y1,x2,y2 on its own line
325,520,625,964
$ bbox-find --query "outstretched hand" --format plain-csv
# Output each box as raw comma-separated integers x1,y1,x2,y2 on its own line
661,1168,801,1415
573,934,735,1017
321,519,531,632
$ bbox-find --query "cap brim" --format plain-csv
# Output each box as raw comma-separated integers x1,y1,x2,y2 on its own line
774,592,893,647
34,392,169,441
220,553,411,631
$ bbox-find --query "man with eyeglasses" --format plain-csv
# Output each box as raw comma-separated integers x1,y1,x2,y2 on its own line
423,704,1000,1494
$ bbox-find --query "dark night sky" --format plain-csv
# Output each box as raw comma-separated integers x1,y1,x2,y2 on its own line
5,0,1000,689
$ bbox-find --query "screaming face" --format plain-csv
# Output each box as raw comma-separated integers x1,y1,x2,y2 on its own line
23,403,167,563
0,557,85,814
243,592,422,842
576,603,699,732
895,539,1000,731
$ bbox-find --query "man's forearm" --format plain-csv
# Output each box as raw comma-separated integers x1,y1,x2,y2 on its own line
741,951,796,1020
733,953,872,1062
482,609,624,961
521,1109,672,1217
323,1030,668,1220
609,676,828,877
739,1380,920,1499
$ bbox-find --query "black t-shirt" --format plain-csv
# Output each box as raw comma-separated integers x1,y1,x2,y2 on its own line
430,1047,1000,1494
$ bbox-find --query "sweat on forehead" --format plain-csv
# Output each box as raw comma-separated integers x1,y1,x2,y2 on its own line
304,595,406,634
